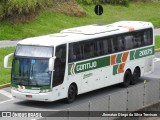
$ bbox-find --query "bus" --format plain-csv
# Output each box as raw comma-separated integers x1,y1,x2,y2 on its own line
4,21,154,103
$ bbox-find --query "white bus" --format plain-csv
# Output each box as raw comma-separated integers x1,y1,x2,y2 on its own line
4,21,154,103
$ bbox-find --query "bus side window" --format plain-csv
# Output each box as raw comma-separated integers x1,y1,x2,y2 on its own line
69,43,82,62
103,39,108,54
124,35,134,50
117,36,125,51
108,38,114,53
96,39,104,56
96,38,109,56
82,40,96,59
134,33,142,47
143,30,152,45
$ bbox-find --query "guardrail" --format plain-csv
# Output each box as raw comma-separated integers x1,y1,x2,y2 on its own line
39,79,160,120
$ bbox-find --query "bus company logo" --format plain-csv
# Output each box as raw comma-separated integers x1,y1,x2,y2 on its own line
70,63,76,75
76,61,97,72
70,61,97,75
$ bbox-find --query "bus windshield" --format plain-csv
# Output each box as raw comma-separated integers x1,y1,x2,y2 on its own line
12,58,51,86
12,45,53,86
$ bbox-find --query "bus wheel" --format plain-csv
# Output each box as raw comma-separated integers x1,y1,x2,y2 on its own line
66,84,77,103
131,68,140,85
122,70,132,87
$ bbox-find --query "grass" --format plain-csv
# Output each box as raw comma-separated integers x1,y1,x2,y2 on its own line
0,47,15,85
0,2,160,40
0,36,160,85
155,36,160,49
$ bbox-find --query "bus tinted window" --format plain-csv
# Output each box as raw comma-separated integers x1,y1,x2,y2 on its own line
69,43,82,62
134,32,143,47
124,34,134,50
143,29,152,45
113,36,125,52
96,38,109,56
82,40,96,59
68,28,153,63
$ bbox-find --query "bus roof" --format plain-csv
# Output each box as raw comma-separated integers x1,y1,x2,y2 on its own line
17,21,153,47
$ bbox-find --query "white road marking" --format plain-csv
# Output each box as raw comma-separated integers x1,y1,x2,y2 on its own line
0,89,12,99
154,58,160,62
0,99,13,104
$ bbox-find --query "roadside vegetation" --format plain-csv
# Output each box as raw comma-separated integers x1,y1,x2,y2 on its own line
155,36,160,49
0,2,160,40
0,47,15,85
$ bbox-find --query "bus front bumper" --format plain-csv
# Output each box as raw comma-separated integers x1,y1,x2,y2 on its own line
11,89,54,102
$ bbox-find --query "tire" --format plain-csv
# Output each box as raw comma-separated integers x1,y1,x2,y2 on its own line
66,84,77,103
131,68,140,85
122,70,132,87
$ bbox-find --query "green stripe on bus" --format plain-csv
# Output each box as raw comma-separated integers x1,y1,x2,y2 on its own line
69,56,110,75
113,65,118,75
130,46,154,60
116,53,122,64
130,50,135,60
134,46,154,59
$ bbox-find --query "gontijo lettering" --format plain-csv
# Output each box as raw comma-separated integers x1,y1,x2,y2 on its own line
76,61,97,71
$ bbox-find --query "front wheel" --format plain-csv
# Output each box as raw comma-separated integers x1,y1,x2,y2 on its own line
122,70,132,87
66,84,77,103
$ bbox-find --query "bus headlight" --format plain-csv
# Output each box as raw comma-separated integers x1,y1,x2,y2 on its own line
40,89,52,93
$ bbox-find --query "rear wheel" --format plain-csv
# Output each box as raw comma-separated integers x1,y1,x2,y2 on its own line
131,68,140,85
122,70,132,87
66,84,77,103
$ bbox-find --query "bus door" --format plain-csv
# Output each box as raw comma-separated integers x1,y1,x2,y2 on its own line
52,44,66,99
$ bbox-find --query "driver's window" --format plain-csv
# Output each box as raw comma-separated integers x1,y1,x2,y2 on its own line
53,44,66,87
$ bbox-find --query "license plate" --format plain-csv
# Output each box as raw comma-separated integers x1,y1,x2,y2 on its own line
26,95,32,98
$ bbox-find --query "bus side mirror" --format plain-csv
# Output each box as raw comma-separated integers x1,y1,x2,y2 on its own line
4,53,14,68
49,56,56,71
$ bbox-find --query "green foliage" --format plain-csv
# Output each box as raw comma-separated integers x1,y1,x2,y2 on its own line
109,0,129,6
76,0,100,5
77,0,129,6
6,0,54,16
0,4,5,20
0,47,15,85
7,0,37,15
155,36,160,49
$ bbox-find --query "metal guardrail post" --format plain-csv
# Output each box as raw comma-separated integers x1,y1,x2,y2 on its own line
88,101,91,120
67,108,70,120
143,80,146,107
108,95,110,111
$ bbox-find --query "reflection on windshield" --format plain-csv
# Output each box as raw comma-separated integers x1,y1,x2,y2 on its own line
12,58,51,86
30,59,50,86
